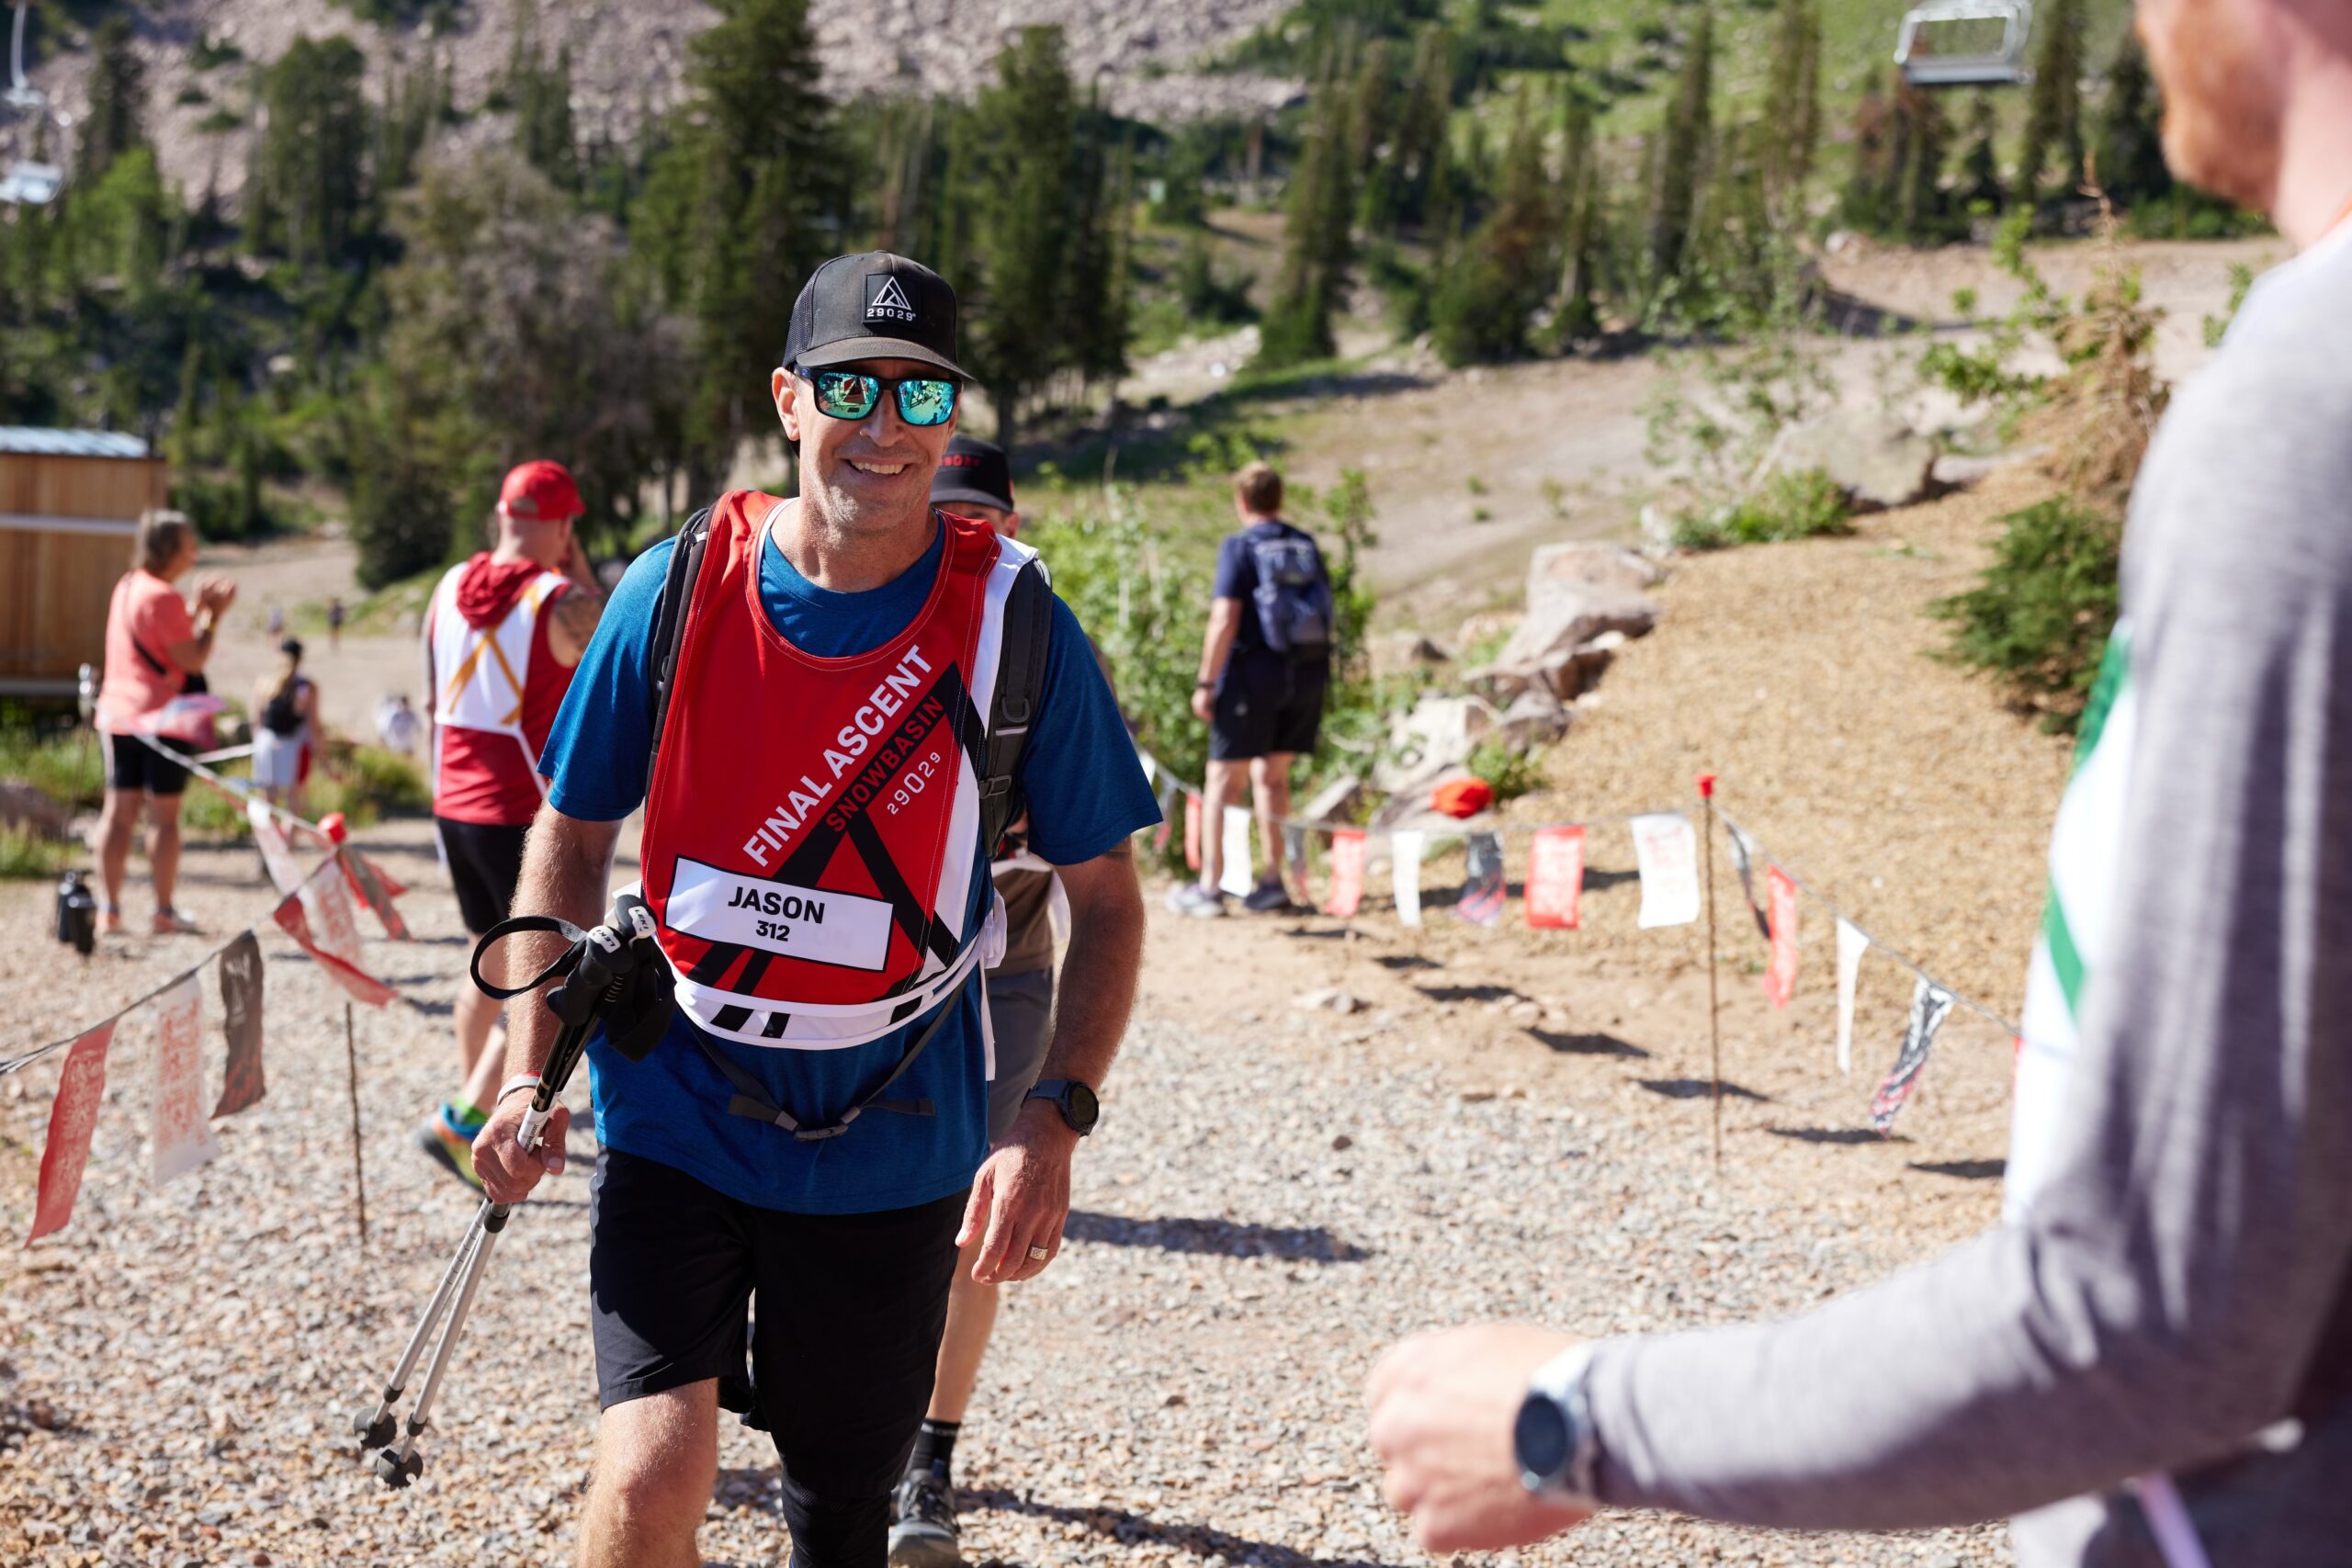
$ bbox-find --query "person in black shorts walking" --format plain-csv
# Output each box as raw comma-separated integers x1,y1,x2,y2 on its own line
1170,461,1333,917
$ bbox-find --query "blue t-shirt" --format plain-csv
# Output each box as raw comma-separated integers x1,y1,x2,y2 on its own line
539,519,1160,1214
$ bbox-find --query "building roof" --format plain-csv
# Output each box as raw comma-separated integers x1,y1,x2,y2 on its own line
0,428,152,458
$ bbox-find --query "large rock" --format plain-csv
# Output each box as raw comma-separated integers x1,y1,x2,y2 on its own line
1494,542,1661,671
1371,631,1453,681
1299,773,1366,826
1765,409,1939,513
1496,687,1574,750
1465,629,1621,705
0,779,68,840
1371,694,1498,792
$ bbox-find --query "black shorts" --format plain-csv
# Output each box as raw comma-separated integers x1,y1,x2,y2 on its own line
434,817,528,936
103,731,191,796
589,1149,966,1566
1209,655,1329,761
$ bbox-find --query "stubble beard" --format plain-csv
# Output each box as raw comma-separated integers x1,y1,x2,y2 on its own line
2150,0,2282,212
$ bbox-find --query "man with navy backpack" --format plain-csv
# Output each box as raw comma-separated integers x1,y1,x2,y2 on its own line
1170,460,1334,917
470,254,1157,1568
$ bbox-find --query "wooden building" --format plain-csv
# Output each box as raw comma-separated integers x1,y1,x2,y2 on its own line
0,429,169,698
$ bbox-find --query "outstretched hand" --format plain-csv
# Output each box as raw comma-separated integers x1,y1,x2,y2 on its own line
957,1101,1078,1284
1366,1323,1593,1553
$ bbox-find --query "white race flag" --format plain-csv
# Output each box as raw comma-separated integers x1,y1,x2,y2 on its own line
1836,918,1871,1075
1392,829,1426,928
1218,807,1256,897
1631,813,1701,929
151,975,220,1184
248,799,304,895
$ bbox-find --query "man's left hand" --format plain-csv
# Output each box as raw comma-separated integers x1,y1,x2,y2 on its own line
1366,1323,1595,1554
959,1100,1079,1284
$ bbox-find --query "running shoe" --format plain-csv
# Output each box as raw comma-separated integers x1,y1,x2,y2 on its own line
1241,881,1295,913
888,1469,962,1567
413,1107,486,1191
152,907,201,935
1163,882,1227,919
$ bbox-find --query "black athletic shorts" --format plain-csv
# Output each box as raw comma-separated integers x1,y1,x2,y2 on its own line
103,731,191,796
589,1148,967,1567
434,817,529,936
1209,654,1329,761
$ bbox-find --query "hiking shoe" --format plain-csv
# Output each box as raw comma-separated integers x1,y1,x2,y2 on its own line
152,907,201,935
888,1469,961,1567
1241,881,1295,913
1163,882,1226,919
414,1111,485,1191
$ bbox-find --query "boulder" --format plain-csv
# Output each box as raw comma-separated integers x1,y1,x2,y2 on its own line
1367,763,1483,834
1467,630,1622,705
1494,542,1661,671
1376,694,1498,786
1765,409,1939,513
1371,631,1453,681
0,779,68,840
1299,773,1366,827
1496,687,1573,750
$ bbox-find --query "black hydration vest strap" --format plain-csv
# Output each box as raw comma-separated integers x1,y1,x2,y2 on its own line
976,559,1052,860
646,503,717,777
692,1001,951,1141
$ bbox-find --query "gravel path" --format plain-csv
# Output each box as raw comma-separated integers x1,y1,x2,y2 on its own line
0,808,2012,1568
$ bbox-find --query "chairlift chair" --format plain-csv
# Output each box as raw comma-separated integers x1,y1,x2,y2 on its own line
3,2,64,207
1894,0,2035,89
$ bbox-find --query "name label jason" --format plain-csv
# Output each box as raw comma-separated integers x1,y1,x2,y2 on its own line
667,857,893,971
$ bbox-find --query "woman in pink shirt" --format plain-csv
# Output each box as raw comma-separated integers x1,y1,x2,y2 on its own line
94,510,236,935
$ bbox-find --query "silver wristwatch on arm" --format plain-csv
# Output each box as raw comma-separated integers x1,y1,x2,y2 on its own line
1513,1344,1601,1507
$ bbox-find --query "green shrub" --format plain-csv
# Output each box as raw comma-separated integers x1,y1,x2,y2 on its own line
0,729,105,812
0,828,71,881
1673,467,1852,550
1467,740,1544,804
1933,498,2121,731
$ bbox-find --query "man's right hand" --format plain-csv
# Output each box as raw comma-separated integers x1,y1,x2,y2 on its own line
472,1092,571,1204
1190,685,1216,723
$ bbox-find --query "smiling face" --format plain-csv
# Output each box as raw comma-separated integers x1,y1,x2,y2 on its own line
2137,0,2286,210
773,358,958,536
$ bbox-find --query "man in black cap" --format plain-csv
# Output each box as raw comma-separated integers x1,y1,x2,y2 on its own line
474,255,1158,1568
887,437,1085,1564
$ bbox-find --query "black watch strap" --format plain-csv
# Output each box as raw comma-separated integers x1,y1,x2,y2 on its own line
1024,1078,1098,1134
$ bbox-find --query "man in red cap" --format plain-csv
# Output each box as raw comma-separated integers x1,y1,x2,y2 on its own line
413,459,608,1187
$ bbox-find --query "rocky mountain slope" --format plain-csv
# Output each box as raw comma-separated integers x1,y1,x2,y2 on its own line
6,0,1299,197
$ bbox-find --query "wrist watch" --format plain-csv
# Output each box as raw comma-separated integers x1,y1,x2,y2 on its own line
1513,1344,1600,1506
1023,1078,1100,1135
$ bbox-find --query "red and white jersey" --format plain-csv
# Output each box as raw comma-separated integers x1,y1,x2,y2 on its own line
640,493,1035,1049
426,558,571,825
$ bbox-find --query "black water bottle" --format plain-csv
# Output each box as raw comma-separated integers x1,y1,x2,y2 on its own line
55,870,96,957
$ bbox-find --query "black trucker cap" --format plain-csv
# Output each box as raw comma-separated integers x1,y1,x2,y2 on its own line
784,252,967,381
931,434,1014,513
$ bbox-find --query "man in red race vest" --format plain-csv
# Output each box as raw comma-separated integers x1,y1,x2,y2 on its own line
414,460,607,1188
473,254,1156,1568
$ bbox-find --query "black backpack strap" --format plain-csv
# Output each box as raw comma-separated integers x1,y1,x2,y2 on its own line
693,1003,949,1139
978,559,1053,858
646,503,718,774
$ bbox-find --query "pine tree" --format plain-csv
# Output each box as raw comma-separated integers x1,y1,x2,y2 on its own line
1257,60,1357,369
1431,85,1551,366
1370,25,1453,236
249,36,373,266
1761,0,1820,219
77,17,147,186
2017,0,2086,205
1647,6,1713,290
1894,84,1949,240
1554,89,1599,345
2097,32,2169,206
964,28,1080,450
1957,91,2005,212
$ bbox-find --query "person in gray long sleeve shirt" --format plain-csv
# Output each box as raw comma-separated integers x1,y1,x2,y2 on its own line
1367,4,2352,1563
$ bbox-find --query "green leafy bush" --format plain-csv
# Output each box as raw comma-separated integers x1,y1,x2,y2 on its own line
0,728,105,812
1933,498,2121,731
1467,740,1544,804
0,827,71,881
1672,467,1852,550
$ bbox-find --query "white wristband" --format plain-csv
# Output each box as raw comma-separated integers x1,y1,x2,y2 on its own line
496,1074,544,1106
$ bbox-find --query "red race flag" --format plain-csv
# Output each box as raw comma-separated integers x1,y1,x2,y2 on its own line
1524,826,1587,930
1182,793,1203,873
28,1021,115,1244
1324,829,1367,919
275,892,397,1008
1763,865,1801,1008
342,849,411,941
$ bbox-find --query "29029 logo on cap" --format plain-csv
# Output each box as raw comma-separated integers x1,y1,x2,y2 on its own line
865,274,918,325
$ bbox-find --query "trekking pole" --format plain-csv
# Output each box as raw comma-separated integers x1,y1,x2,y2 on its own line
353,891,664,1489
